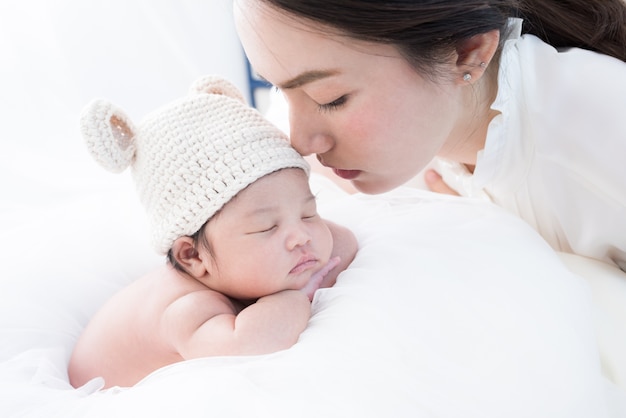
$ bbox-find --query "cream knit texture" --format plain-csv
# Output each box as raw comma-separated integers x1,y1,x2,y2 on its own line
80,75,309,254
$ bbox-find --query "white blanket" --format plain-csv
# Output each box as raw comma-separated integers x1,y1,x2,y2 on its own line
1,175,624,417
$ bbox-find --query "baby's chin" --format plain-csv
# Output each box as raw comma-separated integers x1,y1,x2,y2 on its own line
292,275,313,291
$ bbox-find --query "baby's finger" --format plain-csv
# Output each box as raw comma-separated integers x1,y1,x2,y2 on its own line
315,256,341,279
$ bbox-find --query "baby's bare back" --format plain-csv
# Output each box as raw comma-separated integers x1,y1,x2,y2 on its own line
68,265,235,388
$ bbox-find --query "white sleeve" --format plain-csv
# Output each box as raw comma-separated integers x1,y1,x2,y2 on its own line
531,44,626,270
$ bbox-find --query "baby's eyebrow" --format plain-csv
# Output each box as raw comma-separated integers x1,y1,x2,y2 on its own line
244,205,278,218
244,194,316,217
304,193,317,204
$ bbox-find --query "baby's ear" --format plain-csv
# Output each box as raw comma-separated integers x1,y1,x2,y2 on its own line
171,237,210,279
189,75,247,104
80,100,137,173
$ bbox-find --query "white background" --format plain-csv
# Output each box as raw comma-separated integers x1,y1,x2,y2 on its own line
0,0,247,228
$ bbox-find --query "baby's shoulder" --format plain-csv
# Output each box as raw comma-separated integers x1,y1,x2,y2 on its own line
157,288,237,345
128,265,236,322
161,277,237,324
171,287,234,313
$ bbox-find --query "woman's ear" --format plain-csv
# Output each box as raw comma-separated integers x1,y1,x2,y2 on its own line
455,29,500,82
171,237,210,279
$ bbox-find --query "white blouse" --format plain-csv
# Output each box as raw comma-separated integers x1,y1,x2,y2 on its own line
441,18,626,270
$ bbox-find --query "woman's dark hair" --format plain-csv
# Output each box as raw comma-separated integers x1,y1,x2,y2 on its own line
258,0,626,76
517,1,626,62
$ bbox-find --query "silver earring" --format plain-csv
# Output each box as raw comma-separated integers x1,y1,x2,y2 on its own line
463,73,472,82
480,62,486,68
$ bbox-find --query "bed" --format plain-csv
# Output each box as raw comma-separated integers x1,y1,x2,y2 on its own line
2,2,626,417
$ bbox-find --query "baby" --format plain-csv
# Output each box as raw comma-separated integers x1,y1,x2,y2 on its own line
68,76,357,389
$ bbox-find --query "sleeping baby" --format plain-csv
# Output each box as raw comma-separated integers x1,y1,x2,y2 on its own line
69,75,357,389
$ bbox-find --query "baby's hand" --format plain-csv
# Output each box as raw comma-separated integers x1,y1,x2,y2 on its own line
301,257,341,301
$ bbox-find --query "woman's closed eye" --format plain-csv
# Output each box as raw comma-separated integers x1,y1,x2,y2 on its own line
318,95,348,113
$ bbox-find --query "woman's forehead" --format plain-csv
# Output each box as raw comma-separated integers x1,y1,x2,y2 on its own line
234,0,401,85
235,0,335,76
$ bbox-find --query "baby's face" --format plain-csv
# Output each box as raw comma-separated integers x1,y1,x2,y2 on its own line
200,168,333,300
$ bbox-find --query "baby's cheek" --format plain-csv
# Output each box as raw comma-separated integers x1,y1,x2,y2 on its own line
326,228,335,262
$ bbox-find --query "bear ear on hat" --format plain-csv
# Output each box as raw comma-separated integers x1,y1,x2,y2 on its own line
189,75,247,104
80,99,137,173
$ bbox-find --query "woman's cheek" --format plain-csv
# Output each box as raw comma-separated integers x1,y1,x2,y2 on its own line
338,105,377,145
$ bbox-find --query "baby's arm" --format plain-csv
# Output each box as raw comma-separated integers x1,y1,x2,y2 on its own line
163,289,312,359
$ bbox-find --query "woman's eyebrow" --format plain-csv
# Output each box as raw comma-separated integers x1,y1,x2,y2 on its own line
272,69,340,90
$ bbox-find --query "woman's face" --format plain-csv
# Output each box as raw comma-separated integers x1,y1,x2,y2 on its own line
234,0,466,193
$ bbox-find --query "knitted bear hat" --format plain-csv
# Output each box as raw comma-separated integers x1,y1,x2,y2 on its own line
81,75,309,254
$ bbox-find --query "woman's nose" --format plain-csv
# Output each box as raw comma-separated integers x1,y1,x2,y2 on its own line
289,109,333,156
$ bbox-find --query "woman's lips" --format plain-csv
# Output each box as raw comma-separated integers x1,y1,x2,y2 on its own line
316,155,360,180
332,168,361,180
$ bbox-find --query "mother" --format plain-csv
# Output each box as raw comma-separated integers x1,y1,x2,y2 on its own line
234,0,626,271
